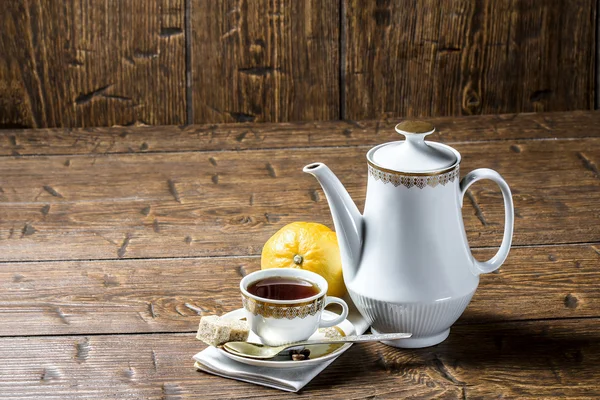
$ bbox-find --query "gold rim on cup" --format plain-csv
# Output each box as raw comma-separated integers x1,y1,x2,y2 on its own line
241,294,325,319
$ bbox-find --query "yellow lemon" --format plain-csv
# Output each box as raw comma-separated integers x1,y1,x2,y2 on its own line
261,222,346,297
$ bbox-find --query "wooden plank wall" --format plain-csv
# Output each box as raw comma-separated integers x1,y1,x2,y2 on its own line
191,0,340,123
344,0,596,119
0,0,596,128
0,0,187,128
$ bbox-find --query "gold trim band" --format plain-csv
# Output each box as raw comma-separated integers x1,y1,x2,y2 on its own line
367,159,458,176
368,163,460,188
242,295,325,319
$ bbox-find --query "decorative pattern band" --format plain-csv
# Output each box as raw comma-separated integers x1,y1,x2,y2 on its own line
241,295,325,319
368,164,460,188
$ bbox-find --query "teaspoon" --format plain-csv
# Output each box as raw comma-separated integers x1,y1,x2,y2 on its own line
222,332,412,359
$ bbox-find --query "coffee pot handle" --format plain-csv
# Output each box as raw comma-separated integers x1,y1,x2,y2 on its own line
460,168,514,274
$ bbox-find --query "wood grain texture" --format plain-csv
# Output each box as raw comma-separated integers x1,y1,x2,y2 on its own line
344,0,596,120
1,111,599,156
0,0,186,128
1,112,600,398
0,244,598,336
1,318,599,398
191,0,339,123
1,137,600,261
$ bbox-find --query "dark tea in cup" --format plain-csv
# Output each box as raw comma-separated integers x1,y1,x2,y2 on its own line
247,276,319,300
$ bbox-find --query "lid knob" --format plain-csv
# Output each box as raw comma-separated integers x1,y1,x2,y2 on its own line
395,121,435,146
368,120,456,173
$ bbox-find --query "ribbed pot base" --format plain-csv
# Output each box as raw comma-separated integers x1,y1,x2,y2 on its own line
348,289,475,346
372,327,450,348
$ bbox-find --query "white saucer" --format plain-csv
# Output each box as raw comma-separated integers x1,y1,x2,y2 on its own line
218,308,356,369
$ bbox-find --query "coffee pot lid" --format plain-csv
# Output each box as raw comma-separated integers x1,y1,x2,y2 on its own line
368,121,458,173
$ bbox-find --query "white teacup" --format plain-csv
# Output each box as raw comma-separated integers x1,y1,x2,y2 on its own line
240,268,349,346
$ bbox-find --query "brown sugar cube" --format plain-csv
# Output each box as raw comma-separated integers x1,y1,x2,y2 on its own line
196,315,231,347
196,315,249,347
226,319,250,342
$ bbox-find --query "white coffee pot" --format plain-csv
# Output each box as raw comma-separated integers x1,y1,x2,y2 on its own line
304,121,514,348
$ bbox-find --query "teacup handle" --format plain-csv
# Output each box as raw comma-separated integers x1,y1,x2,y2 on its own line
319,296,349,328
460,168,514,274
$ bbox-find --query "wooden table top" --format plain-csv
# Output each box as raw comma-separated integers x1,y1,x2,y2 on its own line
1,111,599,399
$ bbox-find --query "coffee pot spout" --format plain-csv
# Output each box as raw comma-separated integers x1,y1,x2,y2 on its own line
303,163,363,282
